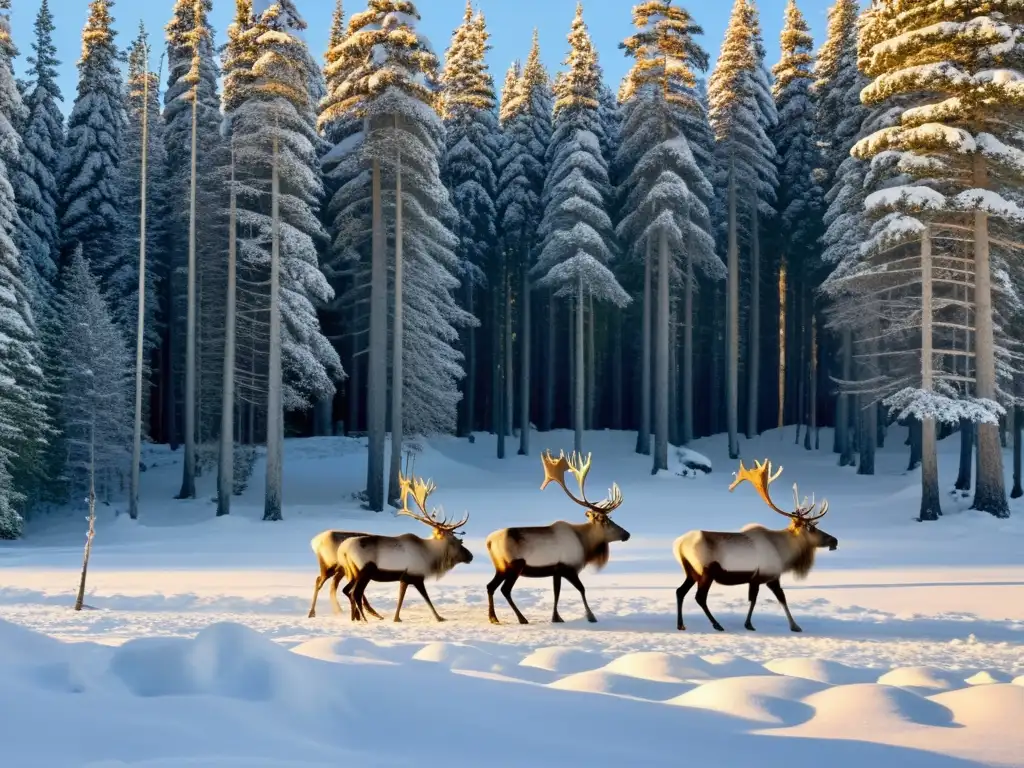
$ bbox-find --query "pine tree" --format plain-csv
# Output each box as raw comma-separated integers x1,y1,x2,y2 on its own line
59,0,125,277
14,0,62,324
853,0,1024,518
534,4,629,455
440,3,497,442
708,0,777,459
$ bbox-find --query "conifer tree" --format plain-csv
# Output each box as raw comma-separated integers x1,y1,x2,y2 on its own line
59,0,124,276
440,3,497,442
852,0,1024,518
534,4,629,455
14,0,62,322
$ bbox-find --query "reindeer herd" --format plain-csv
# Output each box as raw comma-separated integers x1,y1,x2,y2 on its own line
308,451,839,632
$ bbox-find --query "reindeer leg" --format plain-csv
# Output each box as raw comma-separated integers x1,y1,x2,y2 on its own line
393,579,409,622
486,569,505,625
361,594,384,620
676,575,695,631
500,561,529,625
694,579,724,631
342,579,360,621
308,564,330,618
766,580,802,632
351,570,374,623
329,571,345,615
562,568,596,623
410,577,445,623
744,582,760,631
551,572,564,623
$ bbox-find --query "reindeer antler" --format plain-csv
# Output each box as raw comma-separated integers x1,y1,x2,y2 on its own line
729,458,792,518
397,471,470,534
792,482,828,521
540,450,623,514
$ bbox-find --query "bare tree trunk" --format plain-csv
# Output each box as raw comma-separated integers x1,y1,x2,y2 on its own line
612,308,623,430
178,87,199,499
387,137,404,507
505,266,513,443
919,226,940,521
544,293,555,432
683,250,694,445
654,227,669,473
726,160,739,459
130,61,150,520
669,301,680,446
74,427,97,612
574,275,585,453
365,119,387,511
1012,375,1022,499
838,329,853,465
217,142,237,517
746,189,760,439
971,156,1009,516
777,255,787,429
636,240,652,455
264,132,283,522
496,258,506,459
465,281,476,436
807,314,818,451
586,290,595,431
519,248,531,455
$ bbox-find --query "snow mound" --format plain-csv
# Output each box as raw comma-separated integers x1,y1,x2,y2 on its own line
700,652,775,677
1014,675,1024,687
668,445,713,477
930,684,1024,727
519,646,602,674
547,669,693,700
764,657,876,685
877,666,967,693
107,623,330,712
964,669,1012,685
412,641,502,673
668,675,825,726
801,683,957,729
289,635,400,665
600,651,717,682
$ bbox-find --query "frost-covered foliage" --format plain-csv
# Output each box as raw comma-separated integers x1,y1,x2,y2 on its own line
534,6,628,308
440,4,497,295
617,0,723,283
165,0,228,443
52,248,132,507
59,0,125,275
323,0,473,435
223,0,343,412
771,0,821,255
13,0,62,327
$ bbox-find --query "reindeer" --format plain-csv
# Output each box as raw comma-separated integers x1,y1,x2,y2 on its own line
485,450,629,625
307,529,385,619
673,459,838,633
337,471,473,623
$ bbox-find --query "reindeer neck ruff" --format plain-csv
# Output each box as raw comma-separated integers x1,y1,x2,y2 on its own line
787,525,817,580
429,535,462,577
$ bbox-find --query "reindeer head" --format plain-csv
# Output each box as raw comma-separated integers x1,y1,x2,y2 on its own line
397,472,474,565
540,450,630,543
730,459,838,551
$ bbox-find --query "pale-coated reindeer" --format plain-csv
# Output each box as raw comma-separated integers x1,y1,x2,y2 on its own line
673,459,838,633
485,450,629,625
307,529,385,619
338,471,473,623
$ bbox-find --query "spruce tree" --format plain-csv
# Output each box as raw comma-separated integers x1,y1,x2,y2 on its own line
59,0,124,277
534,4,629,455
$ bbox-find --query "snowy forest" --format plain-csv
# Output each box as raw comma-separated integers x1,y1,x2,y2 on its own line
0,0,1021,539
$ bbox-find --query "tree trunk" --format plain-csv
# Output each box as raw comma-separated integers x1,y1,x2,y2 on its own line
544,293,555,432
264,133,283,522
586,291,595,431
365,122,387,511
858,401,876,475
612,307,623,430
746,189,759,439
217,143,237,517
807,314,817,451
838,329,853,465
387,136,404,507
636,240,652,455
130,67,150,520
1012,395,1023,499
971,156,1009,516
654,227,669,473
74,426,97,612
683,250,694,445
777,255,787,429
669,301,680,447
919,226,940,521
178,90,199,499
463,280,476,437
504,263,513,444
518,247,531,455
907,417,922,471
726,159,739,459
496,258,507,459
575,274,585,454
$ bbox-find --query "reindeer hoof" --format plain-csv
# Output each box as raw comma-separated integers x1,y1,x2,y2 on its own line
790,624,803,633
489,615,500,625
712,623,724,632
435,616,447,623
517,616,530,625
551,614,564,623
586,614,597,624
677,624,686,631
307,611,316,619
393,617,402,623
745,622,756,631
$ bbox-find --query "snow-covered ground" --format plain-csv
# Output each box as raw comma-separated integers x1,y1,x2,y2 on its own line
1,426,1022,766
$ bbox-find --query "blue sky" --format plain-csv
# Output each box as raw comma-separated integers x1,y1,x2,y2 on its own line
13,0,838,112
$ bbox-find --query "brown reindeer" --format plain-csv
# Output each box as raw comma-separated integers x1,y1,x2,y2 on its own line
673,459,838,633
485,450,629,625
307,529,385,619
338,471,473,623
